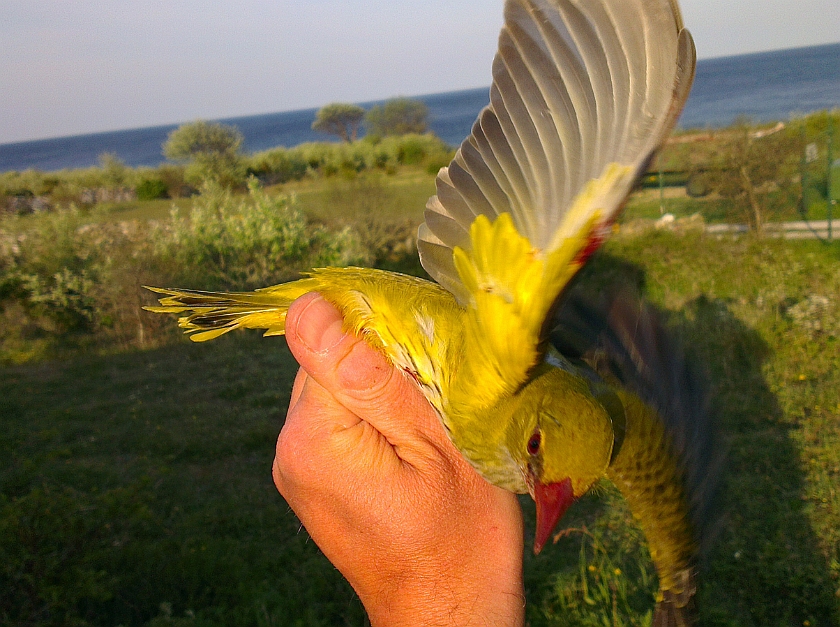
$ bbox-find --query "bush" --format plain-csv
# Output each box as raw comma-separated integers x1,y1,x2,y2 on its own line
152,178,371,290
286,135,451,178
0,179,374,361
136,178,169,201
246,149,308,185
163,121,246,189
0,170,63,198
153,164,190,199
396,136,427,165
98,152,130,187
366,98,429,137
686,173,711,198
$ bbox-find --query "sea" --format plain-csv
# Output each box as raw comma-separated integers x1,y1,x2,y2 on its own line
1,42,839,173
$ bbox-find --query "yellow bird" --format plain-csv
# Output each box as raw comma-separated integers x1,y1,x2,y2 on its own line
147,0,719,623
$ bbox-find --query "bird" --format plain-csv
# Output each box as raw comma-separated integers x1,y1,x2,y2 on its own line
145,0,719,623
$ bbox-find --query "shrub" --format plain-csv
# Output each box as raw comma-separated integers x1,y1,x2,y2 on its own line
98,152,130,187
0,179,374,361
287,135,451,178
163,121,246,189
136,178,169,201
366,98,429,137
152,178,371,289
686,173,711,198
153,164,190,198
396,136,427,165
0,207,104,346
246,149,308,185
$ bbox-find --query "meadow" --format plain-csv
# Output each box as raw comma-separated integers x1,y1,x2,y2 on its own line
1,128,840,626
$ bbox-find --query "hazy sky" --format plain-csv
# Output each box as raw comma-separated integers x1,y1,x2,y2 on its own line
2,0,838,144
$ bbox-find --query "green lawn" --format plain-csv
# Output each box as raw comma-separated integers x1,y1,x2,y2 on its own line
2,230,839,626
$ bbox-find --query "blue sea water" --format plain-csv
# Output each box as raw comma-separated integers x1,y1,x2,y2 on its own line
1,42,839,174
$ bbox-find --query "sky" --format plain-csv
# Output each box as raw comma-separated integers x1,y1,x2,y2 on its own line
1,0,839,145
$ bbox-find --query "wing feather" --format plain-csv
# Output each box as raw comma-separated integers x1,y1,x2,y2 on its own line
459,137,513,218
419,0,694,290
477,108,536,234
417,0,695,402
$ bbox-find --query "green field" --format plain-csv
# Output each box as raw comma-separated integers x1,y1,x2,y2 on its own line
2,164,840,625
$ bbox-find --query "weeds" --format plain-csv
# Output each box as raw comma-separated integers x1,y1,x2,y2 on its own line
0,179,373,363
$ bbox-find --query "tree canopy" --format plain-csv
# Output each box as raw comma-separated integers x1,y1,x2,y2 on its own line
163,121,245,188
312,103,366,143
365,98,429,137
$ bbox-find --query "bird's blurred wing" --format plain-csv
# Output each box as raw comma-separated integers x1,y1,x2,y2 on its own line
419,0,695,401
551,288,723,622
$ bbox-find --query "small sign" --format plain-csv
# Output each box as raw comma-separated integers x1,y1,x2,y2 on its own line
805,143,818,164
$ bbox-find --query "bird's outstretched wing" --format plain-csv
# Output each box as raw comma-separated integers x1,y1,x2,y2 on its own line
419,0,696,405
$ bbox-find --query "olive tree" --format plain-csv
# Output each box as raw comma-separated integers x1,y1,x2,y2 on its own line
365,98,429,137
312,103,366,143
163,120,246,188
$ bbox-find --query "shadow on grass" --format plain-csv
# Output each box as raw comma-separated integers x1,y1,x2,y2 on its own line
680,295,838,626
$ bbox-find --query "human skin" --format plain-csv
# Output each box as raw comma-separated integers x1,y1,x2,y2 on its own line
272,292,526,627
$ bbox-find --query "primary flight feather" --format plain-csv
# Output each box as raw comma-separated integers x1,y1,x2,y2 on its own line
146,0,717,622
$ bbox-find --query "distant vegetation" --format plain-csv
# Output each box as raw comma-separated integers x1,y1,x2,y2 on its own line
311,103,366,143
312,97,431,143
163,121,246,190
645,111,840,228
3,110,839,229
365,97,430,137
0,131,452,212
2,112,840,364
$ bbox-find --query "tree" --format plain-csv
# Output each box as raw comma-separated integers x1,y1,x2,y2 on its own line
163,121,246,188
312,103,366,143
707,120,799,234
98,152,129,187
365,98,429,137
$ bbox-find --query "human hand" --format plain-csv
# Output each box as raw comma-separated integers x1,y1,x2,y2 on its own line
273,292,525,627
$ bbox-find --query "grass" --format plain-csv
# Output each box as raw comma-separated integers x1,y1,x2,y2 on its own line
588,234,840,626
1,334,368,627
279,167,435,226
2,226,840,625
623,188,837,225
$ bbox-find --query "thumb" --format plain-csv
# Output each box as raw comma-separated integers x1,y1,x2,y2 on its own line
285,292,443,447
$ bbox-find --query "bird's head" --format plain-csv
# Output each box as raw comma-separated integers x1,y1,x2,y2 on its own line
502,367,615,554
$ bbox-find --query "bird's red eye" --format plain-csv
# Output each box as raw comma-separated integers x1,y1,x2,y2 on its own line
527,432,541,456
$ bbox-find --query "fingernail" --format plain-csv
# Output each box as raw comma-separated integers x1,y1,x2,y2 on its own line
295,295,346,353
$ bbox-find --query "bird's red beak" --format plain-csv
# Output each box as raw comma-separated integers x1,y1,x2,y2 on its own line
533,478,575,554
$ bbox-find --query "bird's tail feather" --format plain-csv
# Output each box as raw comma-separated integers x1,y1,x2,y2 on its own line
144,281,317,342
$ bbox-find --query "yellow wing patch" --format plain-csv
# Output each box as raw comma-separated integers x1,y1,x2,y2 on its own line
447,162,635,411
450,213,592,407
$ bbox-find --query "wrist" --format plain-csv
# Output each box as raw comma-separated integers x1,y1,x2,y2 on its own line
359,554,525,627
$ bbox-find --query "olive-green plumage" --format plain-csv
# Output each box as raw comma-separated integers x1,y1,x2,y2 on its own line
608,391,696,601
146,0,719,623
